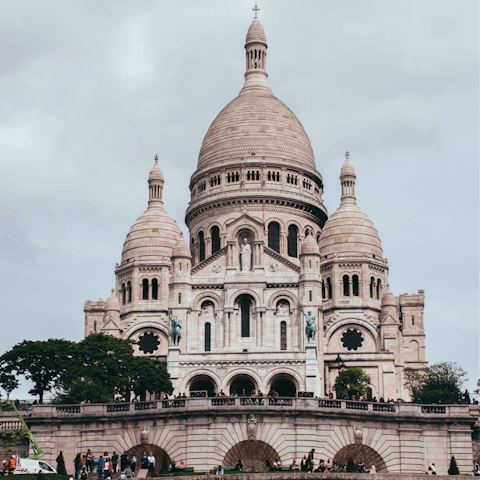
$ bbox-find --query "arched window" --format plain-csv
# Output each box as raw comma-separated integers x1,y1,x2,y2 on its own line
322,280,326,299
205,322,211,352
327,278,332,299
376,279,382,300
268,222,280,253
287,225,298,257
178,293,181,304
280,321,287,350
309,290,312,302
241,299,251,337
211,226,220,254
121,283,126,305
412,315,415,326
370,277,375,298
142,279,149,300
343,275,350,296
127,281,132,303
152,278,158,300
93,320,97,332
199,231,205,262
352,275,359,296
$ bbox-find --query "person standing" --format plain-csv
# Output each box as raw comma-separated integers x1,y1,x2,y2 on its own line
97,457,104,480
131,455,137,474
8,455,16,474
358,459,365,473
307,449,315,471
120,453,128,472
74,453,82,480
112,453,118,474
147,454,155,477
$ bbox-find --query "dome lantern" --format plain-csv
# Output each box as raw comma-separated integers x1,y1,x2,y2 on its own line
148,154,164,205
340,150,356,205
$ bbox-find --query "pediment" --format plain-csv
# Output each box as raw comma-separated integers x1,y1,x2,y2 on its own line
264,246,300,274
381,312,398,325
191,245,227,275
102,318,120,331
226,213,264,228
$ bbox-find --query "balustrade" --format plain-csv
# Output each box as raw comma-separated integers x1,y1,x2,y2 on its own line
56,406,81,414
134,401,157,411
318,399,341,409
211,398,236,407
373,403,396,412
422,405,446,414
346,401,368,411
107,404,130,413
162,400,186,409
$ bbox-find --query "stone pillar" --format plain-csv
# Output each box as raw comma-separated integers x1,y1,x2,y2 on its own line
305,344,321,397
167,346,180,395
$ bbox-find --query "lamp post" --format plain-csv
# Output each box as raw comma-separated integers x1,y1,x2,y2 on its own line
154,356,160,400
335,354,346,371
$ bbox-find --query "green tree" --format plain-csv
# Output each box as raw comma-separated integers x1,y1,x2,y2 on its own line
60,333,172,403
406,362,467,404
448,456,459,475
0,339,74,403
334,367,371,398
0,369,19,400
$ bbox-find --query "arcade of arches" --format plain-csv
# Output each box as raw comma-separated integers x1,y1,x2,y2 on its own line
187,373,297,397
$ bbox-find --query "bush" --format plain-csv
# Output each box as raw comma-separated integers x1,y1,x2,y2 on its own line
448,456,459,475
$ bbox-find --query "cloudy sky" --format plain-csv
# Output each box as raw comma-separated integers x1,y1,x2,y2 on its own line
0,0,478,398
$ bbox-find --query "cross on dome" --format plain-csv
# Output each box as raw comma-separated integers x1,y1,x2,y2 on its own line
345,150,350,160
155,153,159,164
252,3,260,18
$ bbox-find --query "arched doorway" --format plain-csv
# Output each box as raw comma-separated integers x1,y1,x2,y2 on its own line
223,440,279,471
229,374,256,396
189,375,217,397
269,373,297,397
333,444,387,472
125,443,171,474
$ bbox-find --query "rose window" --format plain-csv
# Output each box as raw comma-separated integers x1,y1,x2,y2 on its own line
138,332,160,354
341,328,364,351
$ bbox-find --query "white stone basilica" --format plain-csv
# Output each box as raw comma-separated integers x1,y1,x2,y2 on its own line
84,12,427,401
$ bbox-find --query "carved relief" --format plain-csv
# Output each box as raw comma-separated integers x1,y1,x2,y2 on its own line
141,427,149,444
269,263,279,272
353,426,362,443
247,415,257,440
276,300,290,316
212,264,222,273
200,301,215,323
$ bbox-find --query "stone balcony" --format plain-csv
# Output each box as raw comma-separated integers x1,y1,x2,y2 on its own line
12,398,473,421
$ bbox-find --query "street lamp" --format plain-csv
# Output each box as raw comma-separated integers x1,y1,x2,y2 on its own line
154,356,160,399
335,354,346,371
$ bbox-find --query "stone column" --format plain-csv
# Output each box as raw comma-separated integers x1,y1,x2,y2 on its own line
305,345,321,397
167,346,180,395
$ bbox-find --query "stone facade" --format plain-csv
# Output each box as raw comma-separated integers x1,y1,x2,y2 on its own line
5,401,475,475
84,14,427,402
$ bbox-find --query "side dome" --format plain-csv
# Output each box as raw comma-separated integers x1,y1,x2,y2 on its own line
172,233,191,258
105,289,120,312
319,154,383,259
301,234,320,255
381,286,396,308
121,158,181,263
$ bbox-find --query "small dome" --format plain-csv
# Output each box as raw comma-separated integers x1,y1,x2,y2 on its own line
319,202,383,258
122,204,180,263
340,157,356,178
381,286,396,308
246,18,267,45
105,289,120,312
149,154,164,181
172,233,191,258
301,234,320,255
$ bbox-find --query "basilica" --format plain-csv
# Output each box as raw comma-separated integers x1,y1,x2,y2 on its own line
84,11,427,401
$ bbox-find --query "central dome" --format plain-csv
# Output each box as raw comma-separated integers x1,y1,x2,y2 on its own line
196,17,315,171
197,90,316,170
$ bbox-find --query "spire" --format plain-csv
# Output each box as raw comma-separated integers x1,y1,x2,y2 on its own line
242,4,270,94
340,150,356,204
148,154,164,206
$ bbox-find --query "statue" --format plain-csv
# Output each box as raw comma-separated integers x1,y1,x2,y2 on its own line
240,237,251,272
303,310,317,343
247,415,257,440
168,309,182,346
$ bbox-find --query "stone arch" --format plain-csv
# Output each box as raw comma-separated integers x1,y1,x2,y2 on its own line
325,318,378,344
125,443,171,474
267,291,298,309
192,292,223,310
265,216,286,231
124,322,169,340
126,325,169,357
226,289,261,308
225,371,260,396
182,369,222,396
230,222,261,240
264,368,303,395
409,340,419,362
267,372,298,397
223,440,280,471
187,373,218,397
333,444,387,472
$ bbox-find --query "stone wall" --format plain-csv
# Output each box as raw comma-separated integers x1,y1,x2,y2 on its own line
10,399,475,476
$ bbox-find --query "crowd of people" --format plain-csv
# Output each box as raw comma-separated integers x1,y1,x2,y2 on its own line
73,451,160,479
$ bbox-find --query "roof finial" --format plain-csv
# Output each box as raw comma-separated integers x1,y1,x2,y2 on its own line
154,153,159,164
345,150,350,160
252,3,260,19
111,288,115,295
